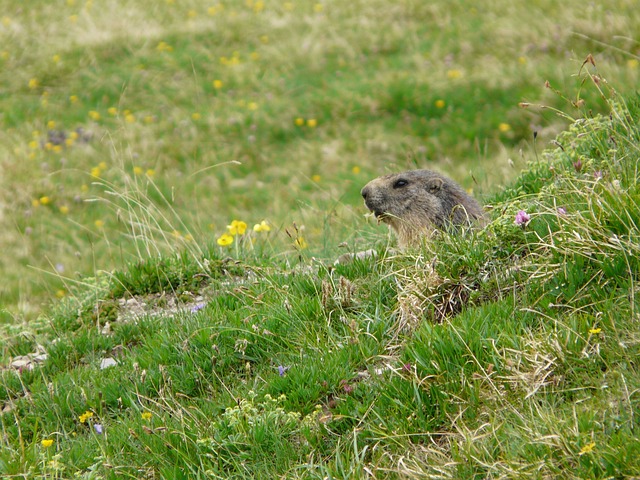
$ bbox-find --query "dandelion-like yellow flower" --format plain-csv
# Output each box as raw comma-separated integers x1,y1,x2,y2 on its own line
107,107,118,116
69,95,79,104
125,113,135,123
311,174,321,182
295,117,304,126
32,199,41,208
253,1,264,13
227,220,248,236
192,113,201,120
352,166,361,174
260,35,269,44
283,2,294,11
28,78,39,89
53,145,63,153
579,442,596,455
99,161,107,170
217,233,234,246
56,289,66,298
253,220,271,232
250,52,260,61
156,41,173,53
207,6,218,15
90,166,101,176
1,50,9,60
81,184,89,193
2,16,11,26
88,110,100,121
144,115,155,124
133,166,143,175
65,138,75,147
307,118,318,128
498,123,511,133
213,79,223,89
294,237,308,249
52,54,61,63
435,99,445,109
29,140,39,150
141,412,153,420
69,14,78,23
44,142,53,151
146,169,155,177
59,206,69,214
40,196,51,205
41,439,54,448
79,411,94,423
628,59,639,69
446,69,462,79
94,220,105,228
313,3,323,13
247,102,258,111
589,328,602,334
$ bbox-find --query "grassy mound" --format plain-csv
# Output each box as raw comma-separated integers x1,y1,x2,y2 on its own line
1,81,639,478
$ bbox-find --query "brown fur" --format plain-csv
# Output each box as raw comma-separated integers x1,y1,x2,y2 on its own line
361,169,485,247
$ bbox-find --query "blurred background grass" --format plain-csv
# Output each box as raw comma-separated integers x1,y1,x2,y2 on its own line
1,0,639,320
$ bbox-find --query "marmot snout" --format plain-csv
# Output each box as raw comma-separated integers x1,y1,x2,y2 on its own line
361,169,485,247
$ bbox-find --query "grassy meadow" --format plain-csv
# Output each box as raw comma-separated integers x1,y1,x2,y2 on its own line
1,0,640,478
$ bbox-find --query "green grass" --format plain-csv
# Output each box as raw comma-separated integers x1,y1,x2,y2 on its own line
1,0,640,478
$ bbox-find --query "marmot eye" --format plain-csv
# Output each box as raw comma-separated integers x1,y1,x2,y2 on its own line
393,179,409,188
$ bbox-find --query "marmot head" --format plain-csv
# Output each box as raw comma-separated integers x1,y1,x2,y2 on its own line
361,169,484,247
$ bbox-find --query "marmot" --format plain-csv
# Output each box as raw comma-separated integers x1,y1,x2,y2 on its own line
361,169,485,247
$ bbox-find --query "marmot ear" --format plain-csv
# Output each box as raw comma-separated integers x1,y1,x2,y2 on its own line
426,177,444,193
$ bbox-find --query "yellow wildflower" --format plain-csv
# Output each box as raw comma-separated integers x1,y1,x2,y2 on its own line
133,166,143,175
56,289,66,298
39,196,51,205
352,166,361,174
59,206,69,214
283,2,293,11
247,102,258,111
192,112,201,121
41,439,54,448
141,412,153,420
260,35,269,44
28,78,39,89
295,117,304,126
589,328,602,334
91,165,102,176
253,220,271,232
294,237,308,249
79,411,94,423
446,69,462,79
53,145,63,153
311,174,321,182
52,54,61,63
217,233,234,246
227,220,248,236
69,14,78,23
628,59,639,69
32,199,40,208
125,113,135,123
29,140,39,150
94,220,105,228
2,16,11,26
65,138,74,147
579,442,596,455
70,131,79,140
144,115,155,124
88,110,100,121
98,161,107,170
146,169,155,177
498,123,511,133
208,6,218,15
435,99,445,109
313,3,323,13
213,79,223,89
250,52,260,61
107,107,118,116
307,118,318,128
156,41,173,52
69,95,79,104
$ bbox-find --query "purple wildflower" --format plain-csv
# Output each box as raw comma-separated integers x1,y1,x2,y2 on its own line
557,207,567,216
514,210,530,226
190,303,205,313
94,424,103,434
278,365,289,377
593,171,603,180
573,159,583,172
